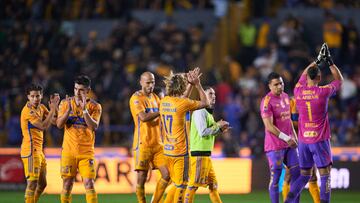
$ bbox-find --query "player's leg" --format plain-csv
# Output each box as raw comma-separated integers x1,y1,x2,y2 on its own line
266,150,285,203
285,143,313,203
134,147,151,203
22,154,41,203
152,146,170,203
184,156,201,203
60,154,77,203
308,166,320,203
285,148,301,203
282,167,291,202
164,183,176,203
164,157,176,203
79,156,98,203
34,154,47,202
172,156,189,203
312,140,332,203
207,159,222,203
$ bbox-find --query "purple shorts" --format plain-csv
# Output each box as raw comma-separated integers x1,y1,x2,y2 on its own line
266,147,299,170
298,139,332,169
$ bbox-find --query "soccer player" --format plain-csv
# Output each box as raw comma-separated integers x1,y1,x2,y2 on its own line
56,75,102,203
285,44,343,203
20,83,59,203
129,72,170,203
160,69,209,203
260,72,300,203
184,86,229,203
282,98,320,203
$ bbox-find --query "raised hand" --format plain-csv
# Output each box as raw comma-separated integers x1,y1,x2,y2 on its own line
187,67,202,86
322,43,334,66
65,95,72,113
79,92,87,110
315,43,327,65
49,93,60,110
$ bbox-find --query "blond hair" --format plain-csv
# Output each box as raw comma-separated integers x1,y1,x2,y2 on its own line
164,72,187,96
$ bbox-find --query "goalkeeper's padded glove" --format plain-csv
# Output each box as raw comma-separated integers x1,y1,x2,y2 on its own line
323,43,334,66
315,43,327,65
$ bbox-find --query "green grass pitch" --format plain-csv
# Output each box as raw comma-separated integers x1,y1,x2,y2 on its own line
1,190,359,203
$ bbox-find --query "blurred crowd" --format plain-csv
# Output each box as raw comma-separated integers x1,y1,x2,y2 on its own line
0,0,215,20
0,18,206,150
0,1,359,158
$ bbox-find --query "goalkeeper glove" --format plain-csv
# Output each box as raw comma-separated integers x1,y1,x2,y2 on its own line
322,43,334,66
315,43,327,65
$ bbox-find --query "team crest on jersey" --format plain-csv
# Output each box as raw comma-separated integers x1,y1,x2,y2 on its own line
134,100,139,105
280,100,285,108
89,159,94,166
29,111,34,115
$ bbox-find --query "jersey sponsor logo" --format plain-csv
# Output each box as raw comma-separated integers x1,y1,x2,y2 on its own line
164,144,174,151
304,131,318,137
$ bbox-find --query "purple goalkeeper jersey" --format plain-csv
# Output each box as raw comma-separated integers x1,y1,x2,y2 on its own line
260,92,294,152
294,74,341,144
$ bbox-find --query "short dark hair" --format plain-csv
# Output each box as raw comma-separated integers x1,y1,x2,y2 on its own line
203,86,213,91
307,66,320,80
267,72,281,84
26,83,43,95
75,75,91,88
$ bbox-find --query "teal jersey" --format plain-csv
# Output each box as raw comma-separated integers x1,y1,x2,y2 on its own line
190,109,220,152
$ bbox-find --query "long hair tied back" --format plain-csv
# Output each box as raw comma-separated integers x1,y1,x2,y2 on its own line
164,72,187,96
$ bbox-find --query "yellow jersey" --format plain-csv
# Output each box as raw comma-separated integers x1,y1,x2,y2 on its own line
129,91,162,149
20,102,49,157
160,96,201,156
58,98,102,156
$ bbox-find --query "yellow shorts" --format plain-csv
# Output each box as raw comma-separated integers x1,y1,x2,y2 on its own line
134,145,165,171
188,156,218,188
61,153,96,179
165,155,189,187
21,152,46,181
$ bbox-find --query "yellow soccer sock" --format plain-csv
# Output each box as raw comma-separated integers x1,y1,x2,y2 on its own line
85,189,98,203
309,181,320,203
152,178,169,203
60,190,72,203
282,181,290,201
164,184,176,203
209,189,222,203
173,187,186,203
25,189,35,203
136,185,146,203
184,186,197,203
34,190,42,202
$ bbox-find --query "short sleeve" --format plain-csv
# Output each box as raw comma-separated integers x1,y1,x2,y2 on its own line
296,74,307,87
320,80,341,97
130,95,145,116
41,104,49,120
260,96,273,118
90,103,102,122
27,109,42,125
181,98,202,112
58,99,71,118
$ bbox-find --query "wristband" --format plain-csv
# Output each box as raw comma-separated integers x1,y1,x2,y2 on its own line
279,132,291,142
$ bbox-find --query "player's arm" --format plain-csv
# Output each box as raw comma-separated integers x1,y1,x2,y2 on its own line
193,110,228,137
262,116,297,148
182,83,193,98
329,64,344,82
138,111,159,122
32,94,60,130
188,68,209,109
83,104,101,130
56,96,71,129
